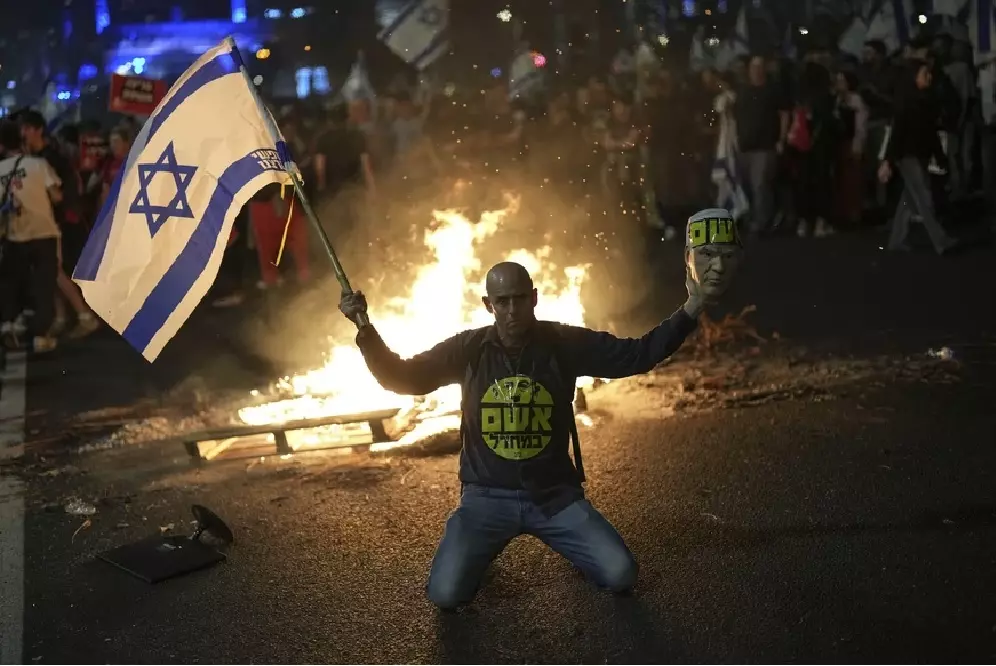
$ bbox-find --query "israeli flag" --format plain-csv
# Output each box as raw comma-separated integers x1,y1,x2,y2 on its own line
73,37,292,361
378,0,449,71
865,0,915,53
932,0,971,40
510,49,544,100
342,54,377,103
969,0,996,60
840,0,916,56
969,0,996,121
933,0,968,17
713,5,750,71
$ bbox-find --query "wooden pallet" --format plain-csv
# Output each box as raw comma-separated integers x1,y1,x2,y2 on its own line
174,408,403,463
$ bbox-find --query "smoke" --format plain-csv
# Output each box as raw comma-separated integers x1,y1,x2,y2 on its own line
237,141,658,376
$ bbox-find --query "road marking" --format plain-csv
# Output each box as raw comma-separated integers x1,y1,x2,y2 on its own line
0,350,26,665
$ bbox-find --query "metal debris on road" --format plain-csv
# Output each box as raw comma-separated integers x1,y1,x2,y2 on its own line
64,498,97,516
927,347,956,361
72,519,92,541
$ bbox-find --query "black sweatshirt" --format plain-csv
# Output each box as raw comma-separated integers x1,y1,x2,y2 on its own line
356,307,698,515
885,87,944,165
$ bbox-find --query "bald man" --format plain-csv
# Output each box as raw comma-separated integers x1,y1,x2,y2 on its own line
340,260,709,609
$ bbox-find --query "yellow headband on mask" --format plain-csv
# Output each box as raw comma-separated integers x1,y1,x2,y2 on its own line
686,208,741,248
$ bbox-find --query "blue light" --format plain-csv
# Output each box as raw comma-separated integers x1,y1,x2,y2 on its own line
95,0,110,34
78,64,98,80
290,7,305,18
264,8,282,18
57,90,72,101
132,57,146,74
231,0,247,23
681,0,695,17
717,0,728,11
312,66,330,93
5,81,14,90
295,68,311,99
491,67,502,78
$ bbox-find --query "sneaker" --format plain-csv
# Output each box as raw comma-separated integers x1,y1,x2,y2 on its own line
796,220,810,238
1,323,21,350
256,279,283,291
814,219,835,238
32,336,57,353
212,292,245,308
937,237,959,256
67,313,99,340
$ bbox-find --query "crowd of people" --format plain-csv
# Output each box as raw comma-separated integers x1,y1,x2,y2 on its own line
0,29,989,352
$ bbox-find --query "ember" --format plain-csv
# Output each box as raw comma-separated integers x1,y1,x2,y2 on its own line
237,200,591,449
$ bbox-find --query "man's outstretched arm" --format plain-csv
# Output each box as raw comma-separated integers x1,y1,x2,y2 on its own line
341,290,466,396
558,301,700,379
355,325,466,396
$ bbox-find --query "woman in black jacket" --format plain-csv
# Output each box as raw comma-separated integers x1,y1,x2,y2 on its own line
789,61,839,238
878,60,958,254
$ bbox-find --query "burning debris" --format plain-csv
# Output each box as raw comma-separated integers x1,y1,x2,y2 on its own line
689,304,769,357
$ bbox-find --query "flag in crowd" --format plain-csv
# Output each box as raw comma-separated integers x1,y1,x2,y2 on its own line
711,91,749,222
510,47,545,100
377,0,449,71
839,0,916,56
342,53,377,104
713,3,750,71
72,37,293,362
968,0,996,121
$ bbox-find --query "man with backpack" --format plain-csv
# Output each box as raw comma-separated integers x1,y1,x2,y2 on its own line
339,225,731,609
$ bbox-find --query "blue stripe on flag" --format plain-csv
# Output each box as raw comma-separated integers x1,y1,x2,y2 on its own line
412,31,448,68
145,53,238,140
980,0,992,53
121,150,280,353
378,0,422,41
893,0,910,44
73,51,237,282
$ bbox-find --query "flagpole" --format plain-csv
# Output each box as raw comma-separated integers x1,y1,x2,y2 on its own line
229,38,369,327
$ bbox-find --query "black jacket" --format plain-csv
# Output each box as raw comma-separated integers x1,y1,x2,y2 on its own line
356,308,698,514
885,87,943,164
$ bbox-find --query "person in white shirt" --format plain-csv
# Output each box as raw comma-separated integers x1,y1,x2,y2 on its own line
0,120,62,353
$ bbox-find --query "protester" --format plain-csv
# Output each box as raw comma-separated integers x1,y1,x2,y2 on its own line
0,121,63,352
734,54,790,238
788,62,838,238
338,253,718,609
18,112,99,340
834,70,869,227
879,61,959,254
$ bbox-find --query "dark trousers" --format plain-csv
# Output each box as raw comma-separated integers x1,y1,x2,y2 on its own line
0,237,59,335
214,208,249,296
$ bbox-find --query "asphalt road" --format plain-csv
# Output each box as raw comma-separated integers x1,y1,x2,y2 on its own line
4,222,996,663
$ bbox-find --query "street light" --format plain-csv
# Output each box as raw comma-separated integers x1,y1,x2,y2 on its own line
918,14,928,24
256,48,271,59
497,8,512,22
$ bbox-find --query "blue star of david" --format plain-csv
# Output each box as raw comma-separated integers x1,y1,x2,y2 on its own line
129,141,197,236
418,5,443,27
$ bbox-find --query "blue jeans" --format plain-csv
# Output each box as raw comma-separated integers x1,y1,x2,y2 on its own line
426,485,638,609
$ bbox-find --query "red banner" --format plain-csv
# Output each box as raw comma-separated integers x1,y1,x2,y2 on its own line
109,74,166,116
